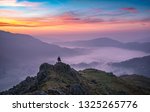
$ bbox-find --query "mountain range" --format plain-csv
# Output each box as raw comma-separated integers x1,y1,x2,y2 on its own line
71,55,150,77
0,62,150,95
62,37,150,53
0,30,150,91
0,30,82,60
111,55,150,77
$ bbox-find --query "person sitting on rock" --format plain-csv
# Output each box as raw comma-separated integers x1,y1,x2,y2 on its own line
57,56,61,62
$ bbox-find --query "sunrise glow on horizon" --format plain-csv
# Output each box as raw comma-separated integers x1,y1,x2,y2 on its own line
0,0,150,41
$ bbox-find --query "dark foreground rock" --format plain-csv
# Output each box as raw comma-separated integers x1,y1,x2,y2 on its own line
1,62,150,95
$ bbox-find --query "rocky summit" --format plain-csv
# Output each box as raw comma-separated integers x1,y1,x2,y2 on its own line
0,62,150,95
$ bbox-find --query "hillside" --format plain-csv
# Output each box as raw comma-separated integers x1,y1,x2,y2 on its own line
0,30,81,59
0,30,84,91
62,37,150,53
112,55,150,77
1,62,150,95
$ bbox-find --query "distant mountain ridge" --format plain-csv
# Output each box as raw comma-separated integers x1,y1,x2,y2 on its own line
62,37,122,47
1,62,150,95
0,30,81,59
138,37,150,43
111,55,150,77
62,37,150,53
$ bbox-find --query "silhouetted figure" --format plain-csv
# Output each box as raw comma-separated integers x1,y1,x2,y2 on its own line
57,56,61,62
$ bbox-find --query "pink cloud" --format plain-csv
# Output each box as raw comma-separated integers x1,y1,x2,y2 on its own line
0,10,22,17
146,10,150,12
19,1,41,7
121,7,138,13
55,12,80,21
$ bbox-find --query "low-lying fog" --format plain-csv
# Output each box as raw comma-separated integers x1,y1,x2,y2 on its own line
0,46,149,91
64,47,147,63
62,47,149,75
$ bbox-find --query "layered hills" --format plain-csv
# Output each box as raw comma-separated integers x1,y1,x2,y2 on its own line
0,30,82,60
62,37,150,53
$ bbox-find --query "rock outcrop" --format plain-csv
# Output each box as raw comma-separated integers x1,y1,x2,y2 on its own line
1,62,150,95
0,62,89,95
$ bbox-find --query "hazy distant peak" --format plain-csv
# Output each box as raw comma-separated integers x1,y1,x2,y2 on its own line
90,37,120,41
89,37,122,43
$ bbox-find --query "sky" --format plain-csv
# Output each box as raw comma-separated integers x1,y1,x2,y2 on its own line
0,0,150,42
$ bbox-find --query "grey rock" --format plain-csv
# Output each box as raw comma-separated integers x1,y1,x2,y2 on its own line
69,84,87,95
33,90,47,95
47,89,65,95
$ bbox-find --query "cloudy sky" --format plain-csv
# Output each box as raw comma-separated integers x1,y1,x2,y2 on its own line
0,0,150,41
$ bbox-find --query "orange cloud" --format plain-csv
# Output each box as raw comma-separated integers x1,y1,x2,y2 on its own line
0,15,150,28
1,10,150,37
1,19,150,38
0,17,38,27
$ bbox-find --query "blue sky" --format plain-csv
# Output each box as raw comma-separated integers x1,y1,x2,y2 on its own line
1,0,150,19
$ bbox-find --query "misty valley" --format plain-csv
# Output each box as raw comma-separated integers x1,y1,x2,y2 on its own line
0,30,150,94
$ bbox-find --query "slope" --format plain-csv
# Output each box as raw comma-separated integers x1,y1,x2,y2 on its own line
112,55,150,77
0,30,83,91
1,62,150,95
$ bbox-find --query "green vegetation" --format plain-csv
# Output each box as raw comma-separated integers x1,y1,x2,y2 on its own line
1,62,150,95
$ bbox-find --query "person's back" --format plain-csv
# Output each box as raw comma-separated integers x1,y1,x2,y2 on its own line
57,56,61,62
